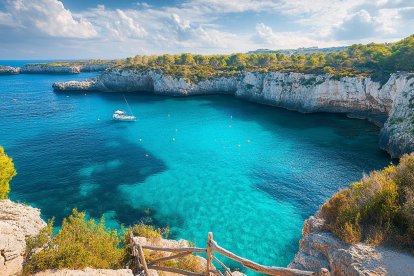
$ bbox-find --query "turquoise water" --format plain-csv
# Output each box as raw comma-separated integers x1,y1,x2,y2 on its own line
0,65,391,270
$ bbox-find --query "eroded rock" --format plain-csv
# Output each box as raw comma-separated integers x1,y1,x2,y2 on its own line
0,200,46,275
289,212,414,275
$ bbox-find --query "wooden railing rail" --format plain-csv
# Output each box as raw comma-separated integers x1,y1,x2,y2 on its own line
130,231,330,276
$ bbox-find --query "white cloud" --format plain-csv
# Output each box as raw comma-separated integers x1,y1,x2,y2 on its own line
0,11,14,26
4,0,97,38
334,10,378,40
0,0,413,59
333,8,401,40
189,0,280,13
172,13,190,31
255,23,327,49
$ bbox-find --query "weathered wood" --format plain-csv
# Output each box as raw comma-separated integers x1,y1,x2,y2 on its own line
209,269,224,276
138,244,150,276
148,251,192,265
207,232,213,276
129,232,142,274
212,256,232,276
141,244,207,253
211,240,315,276
148,265,205,276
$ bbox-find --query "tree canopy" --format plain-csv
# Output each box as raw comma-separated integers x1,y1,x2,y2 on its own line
113,34,414,84
0,146,16,199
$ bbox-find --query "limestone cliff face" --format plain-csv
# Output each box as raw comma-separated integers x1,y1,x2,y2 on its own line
0,66,20,75
0,200,46,275
52,69,414,157
289,212,414,276
379,76,414,157
235,72,394,113
21,64,81,74
20,64,110,74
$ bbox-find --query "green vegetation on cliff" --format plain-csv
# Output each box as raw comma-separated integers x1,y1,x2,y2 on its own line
24,210,204,274
114,34,414,83
24,209,124,274
0,146,16,199
321,154,414,252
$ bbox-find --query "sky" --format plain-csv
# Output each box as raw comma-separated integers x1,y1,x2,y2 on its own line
0,0,413,59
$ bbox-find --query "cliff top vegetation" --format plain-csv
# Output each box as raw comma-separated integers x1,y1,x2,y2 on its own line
0,146,16,199
321,153,414,253
39,34,413,83
107,34,414,83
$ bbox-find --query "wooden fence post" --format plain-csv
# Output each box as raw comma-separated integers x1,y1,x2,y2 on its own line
207,232,213,276
138,244,150,276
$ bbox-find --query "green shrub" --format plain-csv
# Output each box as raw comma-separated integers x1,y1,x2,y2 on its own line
129,223,169,241
321,154,414,252
0,146,16,199
24,209,124,274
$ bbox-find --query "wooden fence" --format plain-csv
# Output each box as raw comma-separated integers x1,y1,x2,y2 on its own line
129,232,330,276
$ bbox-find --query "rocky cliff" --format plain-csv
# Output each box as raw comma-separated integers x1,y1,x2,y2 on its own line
289,212,414,276
0,200,46,275
53,69,414,157
21,64,82,74
15,64,111,74
0,66,20,75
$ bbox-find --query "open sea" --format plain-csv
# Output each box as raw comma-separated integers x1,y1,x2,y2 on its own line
0,61,391,270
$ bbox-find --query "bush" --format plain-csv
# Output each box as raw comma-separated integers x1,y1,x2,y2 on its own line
24,209,124,274
129,223,169,241
321,154,414,252
0,146,16,199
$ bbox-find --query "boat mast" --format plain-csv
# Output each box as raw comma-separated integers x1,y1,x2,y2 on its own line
123,94,134,116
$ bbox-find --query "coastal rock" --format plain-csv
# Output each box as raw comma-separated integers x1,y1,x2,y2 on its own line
289,212,414,275
236,72,392,113
0,199,46,275
0,66,20,75
379,74,414,158
80,64,111,72
33,268,134,276
52,69,414,157
52,79,100,91
21,64,81,74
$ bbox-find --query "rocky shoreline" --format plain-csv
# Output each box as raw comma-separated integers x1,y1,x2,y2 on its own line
0,64,111,75
0,66,20,75
52,69,414,158
289,212,414,275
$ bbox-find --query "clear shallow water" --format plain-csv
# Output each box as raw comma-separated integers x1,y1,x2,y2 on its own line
0,66,391,269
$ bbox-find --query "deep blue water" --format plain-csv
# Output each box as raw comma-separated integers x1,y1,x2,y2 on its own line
0,62,391,269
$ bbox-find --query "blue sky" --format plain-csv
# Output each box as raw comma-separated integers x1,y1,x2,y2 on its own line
0,0,413,59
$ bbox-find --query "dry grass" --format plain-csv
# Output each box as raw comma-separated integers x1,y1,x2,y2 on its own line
321,154,414,253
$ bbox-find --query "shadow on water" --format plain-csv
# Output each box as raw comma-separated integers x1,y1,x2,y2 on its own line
8,124,183,228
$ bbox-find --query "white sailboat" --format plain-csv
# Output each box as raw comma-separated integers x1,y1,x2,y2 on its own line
112,95,136,122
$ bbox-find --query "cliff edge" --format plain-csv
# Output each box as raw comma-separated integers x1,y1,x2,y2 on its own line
289,212,414,275
0,199,45,275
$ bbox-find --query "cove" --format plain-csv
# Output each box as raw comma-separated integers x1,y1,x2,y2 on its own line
0,70,390,269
